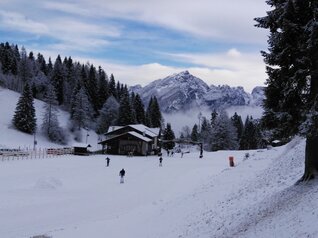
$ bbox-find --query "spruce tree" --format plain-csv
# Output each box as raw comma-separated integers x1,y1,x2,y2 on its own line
117,93,135,126
42,84,66,144
72,87,92,130
133,94,146,124
231,112,244,143
255,0,318,181
191,124,199,142
162,123,176,151
210,111,238,151
96,96,119,134
12,83,36,134
50,55,65,105
146,96,162,128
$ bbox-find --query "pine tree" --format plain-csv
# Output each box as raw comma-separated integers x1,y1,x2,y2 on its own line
41,84,67,144
117,93,135,126
109,74,117,99
97,67,109,111
240,116,263,150
200,117,213,151
146,96,162,128
96,96,119,134
50,55,65,105
191,124,199,142
231,112,244,143
210,111,238,151
72,87,92,130
255,0,318,181
162,123,176,151
12,83,36,134
133,94,146,124
18,46,33,91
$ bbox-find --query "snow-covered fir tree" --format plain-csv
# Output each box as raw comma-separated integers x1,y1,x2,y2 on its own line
96,96,119,134
210,110,238,151
71,87,92,130
255,0,318,181
200,117,213,151
162,123,176,151
12,83,36,134
41,84,67,144
191,124,199,142
117,92,135,126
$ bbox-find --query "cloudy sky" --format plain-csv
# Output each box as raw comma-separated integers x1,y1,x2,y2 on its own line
0,0,270,92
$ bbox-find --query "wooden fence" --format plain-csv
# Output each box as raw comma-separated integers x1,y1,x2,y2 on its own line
1,147,74,161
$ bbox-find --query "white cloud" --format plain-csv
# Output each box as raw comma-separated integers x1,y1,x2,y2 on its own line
60,48,265,92
0,10,48,35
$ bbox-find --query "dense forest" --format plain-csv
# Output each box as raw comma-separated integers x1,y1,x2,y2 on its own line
0,42,163,143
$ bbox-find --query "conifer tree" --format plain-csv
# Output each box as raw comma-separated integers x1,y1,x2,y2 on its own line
255,0,318,181
72,87,92,130
41,84,66,144
117,93,135,126
134,94,146,124
191,124,199,142
96,96,119,134
162,123,176,151
50,55,65,105
146,96,162,128
12,83,36,134
109,74,117,99
210,111,238,151
231,112,244,142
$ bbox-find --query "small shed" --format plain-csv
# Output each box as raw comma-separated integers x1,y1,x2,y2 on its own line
73,143,91,155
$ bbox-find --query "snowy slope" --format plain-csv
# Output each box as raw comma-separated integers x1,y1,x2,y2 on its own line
1,133,317,237
1,86,317,238
0,87,101,150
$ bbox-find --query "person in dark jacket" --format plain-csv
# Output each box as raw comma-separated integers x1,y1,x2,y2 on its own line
119,168,125,183
106,157,110,167
159,157,163,167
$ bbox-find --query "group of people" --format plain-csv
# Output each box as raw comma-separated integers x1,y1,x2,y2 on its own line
105,155,164,184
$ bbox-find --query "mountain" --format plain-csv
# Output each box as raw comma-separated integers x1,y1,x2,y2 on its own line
131,71,265,113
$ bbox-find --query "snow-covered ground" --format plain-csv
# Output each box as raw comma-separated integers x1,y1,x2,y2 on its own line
1,87,318,238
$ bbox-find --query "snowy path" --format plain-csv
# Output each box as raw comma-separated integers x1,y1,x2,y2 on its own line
1,138,318,238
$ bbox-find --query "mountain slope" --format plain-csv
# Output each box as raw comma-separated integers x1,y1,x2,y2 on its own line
132,71,265,113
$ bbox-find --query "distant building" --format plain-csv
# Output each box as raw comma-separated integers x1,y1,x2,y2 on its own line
99,124,160,156
73,143,91,156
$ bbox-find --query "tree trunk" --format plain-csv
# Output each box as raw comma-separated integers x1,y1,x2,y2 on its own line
298,135,318,182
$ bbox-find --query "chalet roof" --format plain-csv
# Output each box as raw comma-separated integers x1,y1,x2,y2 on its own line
72,143,90,148
100,131,152,143
106,124,160,138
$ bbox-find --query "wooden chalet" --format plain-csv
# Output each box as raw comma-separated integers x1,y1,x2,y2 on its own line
99,124,161,156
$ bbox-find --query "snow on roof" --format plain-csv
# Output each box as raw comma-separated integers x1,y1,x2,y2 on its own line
127,131,152,142
101,131,152,143
72,143,90,148
106,124,160,137
129,124,160,137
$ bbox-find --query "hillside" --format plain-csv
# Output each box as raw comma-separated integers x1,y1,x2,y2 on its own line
0,87,100,150
0,90,317,238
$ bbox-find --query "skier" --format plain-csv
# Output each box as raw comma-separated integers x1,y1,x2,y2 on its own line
119,168,126,183
159,157,163,167
106,157,110,167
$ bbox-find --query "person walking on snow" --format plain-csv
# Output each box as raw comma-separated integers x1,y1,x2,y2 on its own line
106,157,110,167
119,168,125,183
159,157,163,167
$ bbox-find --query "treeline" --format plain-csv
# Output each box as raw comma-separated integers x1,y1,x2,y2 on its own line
179,110,266,151
0,42,163,143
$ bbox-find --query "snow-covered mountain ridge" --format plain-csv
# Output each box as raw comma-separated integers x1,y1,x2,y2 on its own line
131,71,265,113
